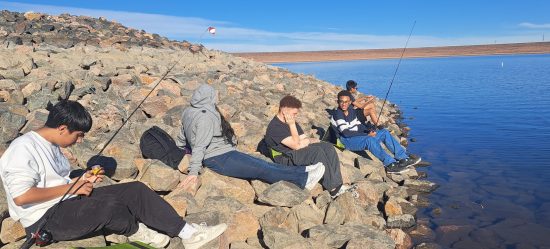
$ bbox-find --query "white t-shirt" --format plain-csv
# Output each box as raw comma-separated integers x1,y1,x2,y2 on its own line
0,131,73,227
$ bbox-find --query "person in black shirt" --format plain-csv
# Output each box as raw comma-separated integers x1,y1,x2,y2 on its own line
264,95,354,198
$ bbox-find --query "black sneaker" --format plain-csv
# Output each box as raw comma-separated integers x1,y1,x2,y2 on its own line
385,162,410,174
398,156,422,168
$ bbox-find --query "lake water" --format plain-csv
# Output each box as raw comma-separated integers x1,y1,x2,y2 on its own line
275,54,550,249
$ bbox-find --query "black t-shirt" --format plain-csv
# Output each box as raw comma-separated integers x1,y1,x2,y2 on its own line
265,116,304,154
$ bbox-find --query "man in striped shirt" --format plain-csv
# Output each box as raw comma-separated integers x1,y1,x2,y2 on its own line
330,90,421,173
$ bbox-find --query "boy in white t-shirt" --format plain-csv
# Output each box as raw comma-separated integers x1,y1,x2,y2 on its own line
0,100,226,248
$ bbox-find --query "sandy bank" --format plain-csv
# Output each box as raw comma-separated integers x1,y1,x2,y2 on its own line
232,42,550,63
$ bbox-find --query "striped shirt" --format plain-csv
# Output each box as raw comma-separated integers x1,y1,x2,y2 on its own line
330,106,370,137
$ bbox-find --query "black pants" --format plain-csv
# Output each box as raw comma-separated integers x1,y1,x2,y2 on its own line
25,182,186,241
274,142,343,190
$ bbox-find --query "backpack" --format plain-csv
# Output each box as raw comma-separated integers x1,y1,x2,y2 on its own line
139,126,185,168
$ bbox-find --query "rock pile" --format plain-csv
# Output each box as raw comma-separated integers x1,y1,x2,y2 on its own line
0,10,189,49
0,10,437,249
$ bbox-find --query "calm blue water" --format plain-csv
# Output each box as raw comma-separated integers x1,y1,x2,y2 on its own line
275,54,550,249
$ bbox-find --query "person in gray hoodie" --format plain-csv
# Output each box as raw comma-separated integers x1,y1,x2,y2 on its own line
176,84,325,191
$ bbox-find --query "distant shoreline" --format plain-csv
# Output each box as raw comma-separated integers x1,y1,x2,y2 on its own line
232,42,550,63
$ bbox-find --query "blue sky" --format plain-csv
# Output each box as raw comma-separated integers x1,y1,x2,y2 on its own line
1,0,549,52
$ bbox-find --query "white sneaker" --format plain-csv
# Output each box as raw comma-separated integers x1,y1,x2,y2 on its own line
128,223,170,248
181,223,227,249
305,162,323,172
305,163,325,190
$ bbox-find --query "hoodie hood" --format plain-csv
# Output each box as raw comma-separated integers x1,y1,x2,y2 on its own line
191,84,218,108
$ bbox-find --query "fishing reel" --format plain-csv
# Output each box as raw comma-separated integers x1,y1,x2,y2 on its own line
31,229,54,247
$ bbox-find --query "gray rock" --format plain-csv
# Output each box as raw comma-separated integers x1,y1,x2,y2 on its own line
20,109,48,134
164,190,199,215
0,103,27,143
386,186,410,199
404,179,439,193
230,241,259,249
166,237,184,249
244,236,263,249
262,226,312,249
386,214,416,229
325,192,371,225
323,200,345,225
0,68,25,80
307,224,394,249
257,181,308,207
25,88,56,112
346,237,395,249
0,79,17,90
184,211,222,226
290,200,324,233
314,190,331,211
250,179,270,198
259,207,291,229
99,140,139,180
137,159,180,191
203,195,246,222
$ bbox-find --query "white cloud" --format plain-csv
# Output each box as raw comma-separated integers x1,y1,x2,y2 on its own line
1,1,545,52
518,22,550,29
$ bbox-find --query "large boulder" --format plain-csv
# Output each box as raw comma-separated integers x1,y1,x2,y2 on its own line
324,192,371,225
0,103,27,144
202,196,260,244
0,217,25,244
259,207,295,232
307,224,395,249
289,200,324,233
135,159,180,191
262,226,312,249
164,189,199,217
195,169,255,206
257,181,308,207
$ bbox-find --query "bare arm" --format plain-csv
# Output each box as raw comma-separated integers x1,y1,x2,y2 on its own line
279,112,310,150
352,95,376,109
13,180,93,206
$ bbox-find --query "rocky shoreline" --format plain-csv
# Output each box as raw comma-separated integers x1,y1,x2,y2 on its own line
1,10,439,249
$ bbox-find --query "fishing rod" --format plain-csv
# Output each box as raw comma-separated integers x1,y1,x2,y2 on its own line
375,21,416,126
20,52,186,249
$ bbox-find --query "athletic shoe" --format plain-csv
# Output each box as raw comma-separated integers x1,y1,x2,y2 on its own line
128,223,170,248
305,163,325,190
385,162,411,174
305,162,324,172
181,223,228,249
330,184,358,198
398,156,422,168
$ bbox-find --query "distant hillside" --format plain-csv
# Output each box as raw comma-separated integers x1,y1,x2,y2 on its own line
233,42,550,63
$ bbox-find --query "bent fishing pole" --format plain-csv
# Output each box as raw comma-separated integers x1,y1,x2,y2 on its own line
20,52,186,249
375,21,416,126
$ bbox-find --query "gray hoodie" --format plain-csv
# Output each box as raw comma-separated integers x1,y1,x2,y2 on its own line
176,84,235,175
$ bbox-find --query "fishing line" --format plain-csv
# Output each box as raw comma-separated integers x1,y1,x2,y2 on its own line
376,21,416,125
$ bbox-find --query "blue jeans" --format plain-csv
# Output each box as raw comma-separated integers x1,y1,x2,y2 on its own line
340,129,407,166
203,150,308,188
